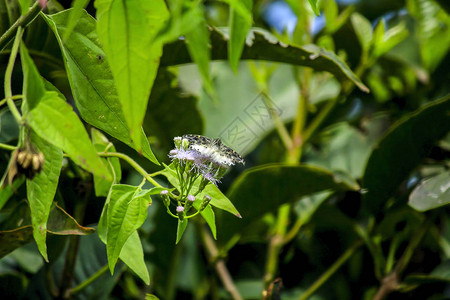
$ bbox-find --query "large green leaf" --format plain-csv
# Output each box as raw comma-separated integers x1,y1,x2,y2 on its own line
95,0,169,151
228,0,252,72
350,12,373,52
106,184,150,274
20,42,64,262
97,190,149,284
42,10,159,164
408,171,450,212
362,95,450,213
0,204,95,259
25,91,111,180
162,27,369,92
26,132,63,262
219,164,360,242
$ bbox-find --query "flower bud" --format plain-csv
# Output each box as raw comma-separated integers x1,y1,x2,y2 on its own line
173,136,182,148
181,138,189,150
160,190,170,207
187,195,195,202
176,205,185,220
200,194,211,211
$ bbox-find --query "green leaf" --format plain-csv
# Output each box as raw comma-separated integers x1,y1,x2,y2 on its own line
307,0,320,16
185,13,214,94
20,43,45,110
106,184,149,274
404,260,450,285
18,0,29,15
26,131,63,262
91,128,121,197
373,22,408,58
146,294,160,300
95,0,169,151
0,203,95,259
220,0,252,23
26,91,111,179
162,27,369,92
362,95,450,213
350,12,373,52
219,164,359,242
63,0,90,41
194,201,217,239
42,10,159,164
176,218,188,244
408,171,450,212
228,0,252,72
161,163,240,217
119,230,150,284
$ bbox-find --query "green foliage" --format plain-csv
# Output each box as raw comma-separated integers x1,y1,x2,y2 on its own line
0,0,449,299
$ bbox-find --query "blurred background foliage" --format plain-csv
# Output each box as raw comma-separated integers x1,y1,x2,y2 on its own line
0,0,450,299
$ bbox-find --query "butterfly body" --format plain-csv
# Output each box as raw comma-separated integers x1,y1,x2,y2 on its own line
182,134,245,166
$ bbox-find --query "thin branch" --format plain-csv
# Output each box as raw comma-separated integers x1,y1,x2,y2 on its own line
0,1,42,51
4,28,24,124
298,240,363,300
200,225,243,300
69,265,109,296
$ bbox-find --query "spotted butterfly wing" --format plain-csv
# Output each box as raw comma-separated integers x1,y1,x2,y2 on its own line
182,134,244,166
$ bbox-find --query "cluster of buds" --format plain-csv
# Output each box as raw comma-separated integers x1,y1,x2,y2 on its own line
4,144,45,186
160,190,211,221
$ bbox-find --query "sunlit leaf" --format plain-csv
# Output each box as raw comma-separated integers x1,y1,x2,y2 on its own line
228,0,252,72
25,91,111,180
408,171,450,212
162,27,369,92
95,0,169,151
42,10,159,164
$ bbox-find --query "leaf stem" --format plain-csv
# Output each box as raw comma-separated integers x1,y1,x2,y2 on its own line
4,27,24,124
298,240,363,300
99,152,162,188
0,143,17,151
0,1,42,51
69,264,109,295
0,94,23,107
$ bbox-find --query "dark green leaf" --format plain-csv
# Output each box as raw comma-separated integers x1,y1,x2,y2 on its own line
26,131,62,262
408,171,450,212
219,164,360,242
228,0,252,72
106,184,149,274
62,0,90,41
96,0,169,151
0,177,24,211
176,218,188,244
162,27,369,92
42,10,159,164
362,95,450,213
26,91,111,180
404,260,450,285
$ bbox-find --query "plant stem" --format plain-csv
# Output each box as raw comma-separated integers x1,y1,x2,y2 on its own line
4,27,24,124
0,143,16,151
70,264,109,295
0,1,42,51
0,94,22,107
199,224,243,300
298,240,363,300
99,152,162,188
